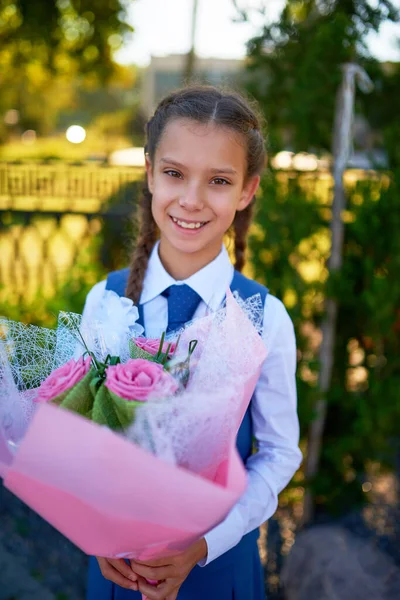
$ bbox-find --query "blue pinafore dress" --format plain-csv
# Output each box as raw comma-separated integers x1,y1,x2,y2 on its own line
86,268,268,600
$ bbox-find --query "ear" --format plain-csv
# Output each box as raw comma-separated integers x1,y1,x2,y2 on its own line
237,175,260,211
145,154,154,194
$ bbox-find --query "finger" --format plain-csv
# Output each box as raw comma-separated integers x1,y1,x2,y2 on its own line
130,561,175,581
108,558,138,582
133,555,177,568
97,557,138,591
138,578,177,600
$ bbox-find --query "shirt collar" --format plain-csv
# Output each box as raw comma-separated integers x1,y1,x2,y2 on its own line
140,241,234,311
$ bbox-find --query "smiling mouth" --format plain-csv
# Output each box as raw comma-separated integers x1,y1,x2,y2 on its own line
170,216,209,230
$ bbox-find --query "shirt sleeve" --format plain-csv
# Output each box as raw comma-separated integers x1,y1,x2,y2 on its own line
199,294,302,566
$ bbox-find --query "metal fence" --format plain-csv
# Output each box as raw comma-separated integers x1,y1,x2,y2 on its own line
0,164,142,304
0,163,143,206
0,163,389,310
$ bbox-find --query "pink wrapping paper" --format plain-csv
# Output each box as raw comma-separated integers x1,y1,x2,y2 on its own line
0,426,13,479
2,402,249,559
0,288,267,594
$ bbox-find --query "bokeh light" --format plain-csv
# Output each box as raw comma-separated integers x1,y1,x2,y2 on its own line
66,125,86,144
4,109,19,125
21,130,37,145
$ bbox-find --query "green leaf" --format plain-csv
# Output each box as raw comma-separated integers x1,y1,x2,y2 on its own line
109,355,121,366
92,385,144,431
155,331,166,360
129,339,174,366
91,384,124,430
50,368,97,418
129,339,158,362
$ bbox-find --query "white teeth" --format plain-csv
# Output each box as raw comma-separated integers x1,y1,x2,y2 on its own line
172,217,205,229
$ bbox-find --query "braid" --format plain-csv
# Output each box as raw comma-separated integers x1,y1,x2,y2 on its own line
233,197,256,272
125,184,158,303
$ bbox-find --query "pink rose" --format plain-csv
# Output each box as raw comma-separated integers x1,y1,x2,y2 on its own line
105,358,178,401
35,356,92,403
134,337,176,357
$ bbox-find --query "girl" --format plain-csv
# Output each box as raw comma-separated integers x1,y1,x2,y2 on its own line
84,85,302,600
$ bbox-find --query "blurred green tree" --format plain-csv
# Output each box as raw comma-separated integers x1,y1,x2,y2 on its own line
0,0,134,139
236,0,400,516
361,59,400,168
236,0,399,153
0,0,132,78
250,170,400,515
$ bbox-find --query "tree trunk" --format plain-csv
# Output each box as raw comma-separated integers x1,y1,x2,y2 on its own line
302,63,373,525
184,0,199,83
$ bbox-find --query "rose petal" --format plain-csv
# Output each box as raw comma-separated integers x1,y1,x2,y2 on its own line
35,356,91,402
105,359,178,402
134,372,153,387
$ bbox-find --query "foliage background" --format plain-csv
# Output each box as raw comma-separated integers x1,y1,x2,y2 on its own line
240,0,400,516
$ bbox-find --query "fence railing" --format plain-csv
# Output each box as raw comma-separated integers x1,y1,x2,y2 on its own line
0,165,143,306
0,163,388,309
0,163,143,210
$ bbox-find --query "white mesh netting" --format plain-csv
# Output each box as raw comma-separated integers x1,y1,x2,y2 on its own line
127,291,266,478
0,290,266,474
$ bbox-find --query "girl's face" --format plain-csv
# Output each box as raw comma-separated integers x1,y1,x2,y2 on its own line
146,118,260,272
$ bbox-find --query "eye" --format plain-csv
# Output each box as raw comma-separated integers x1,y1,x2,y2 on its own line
211,177,230,185
164,169,182,179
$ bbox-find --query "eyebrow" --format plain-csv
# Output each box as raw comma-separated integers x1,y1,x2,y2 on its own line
160,157,237,175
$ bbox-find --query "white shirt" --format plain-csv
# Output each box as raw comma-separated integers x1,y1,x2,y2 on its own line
82,242,302,565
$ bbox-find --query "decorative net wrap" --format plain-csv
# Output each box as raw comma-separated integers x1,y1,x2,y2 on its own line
0,290,266,479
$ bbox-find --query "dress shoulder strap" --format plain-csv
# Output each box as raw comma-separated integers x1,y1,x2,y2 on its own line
105,268,130,296
230,270,269,305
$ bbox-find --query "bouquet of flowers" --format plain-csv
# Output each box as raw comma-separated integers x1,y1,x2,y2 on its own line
0,289,267,568
34,329,195,433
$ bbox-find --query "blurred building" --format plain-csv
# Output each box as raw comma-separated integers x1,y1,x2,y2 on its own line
141,54,243,116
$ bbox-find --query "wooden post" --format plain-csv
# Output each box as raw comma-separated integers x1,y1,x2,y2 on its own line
302,63,373,525
184,0,199,83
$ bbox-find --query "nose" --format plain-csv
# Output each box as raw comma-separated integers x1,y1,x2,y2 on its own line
179,181,204,211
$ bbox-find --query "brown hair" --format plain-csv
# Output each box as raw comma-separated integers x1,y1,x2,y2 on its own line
126,85,266,303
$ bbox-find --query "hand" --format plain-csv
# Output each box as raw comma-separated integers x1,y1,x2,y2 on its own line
130,538,208,600
96,557,139,591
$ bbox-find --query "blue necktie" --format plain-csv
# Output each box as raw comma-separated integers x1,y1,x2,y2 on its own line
162,284,201,333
